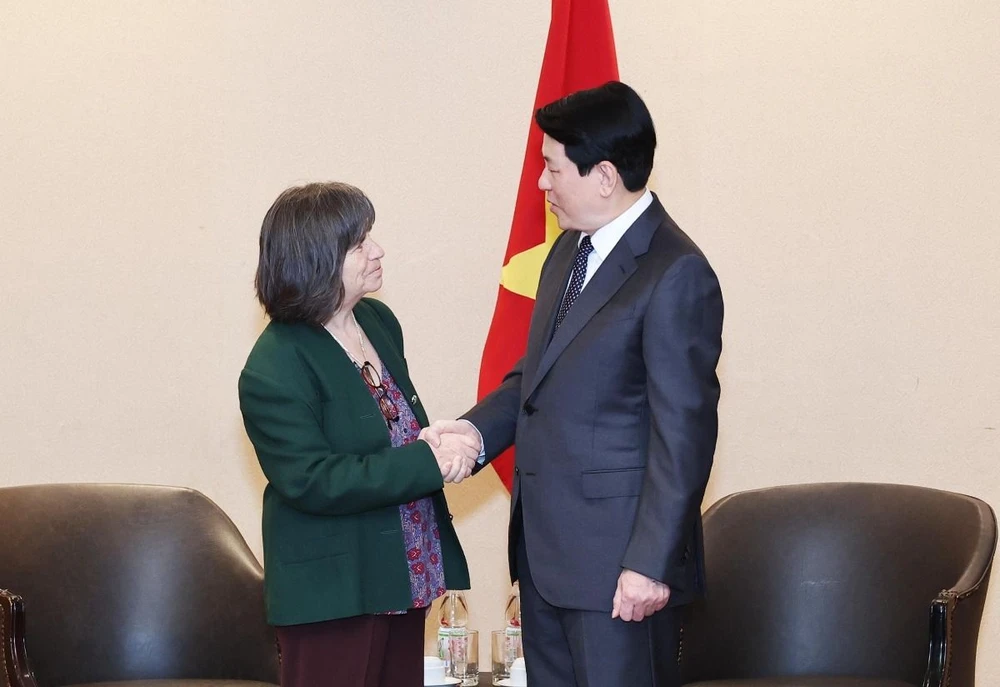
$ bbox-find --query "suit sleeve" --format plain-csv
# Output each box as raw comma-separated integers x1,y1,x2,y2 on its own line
462,359,523,466
621,254,723,588
239,365,444,516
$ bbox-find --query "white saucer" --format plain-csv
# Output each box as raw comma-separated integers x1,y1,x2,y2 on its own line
494,680,527,687
424,678,461,686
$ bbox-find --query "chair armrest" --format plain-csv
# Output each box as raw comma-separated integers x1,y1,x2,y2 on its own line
923,507,996,687
1,589,39,687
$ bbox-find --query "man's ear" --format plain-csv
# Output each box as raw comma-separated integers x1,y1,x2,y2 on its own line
596,160,620,198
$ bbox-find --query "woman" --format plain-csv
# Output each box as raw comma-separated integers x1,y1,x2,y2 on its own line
239,182,477,687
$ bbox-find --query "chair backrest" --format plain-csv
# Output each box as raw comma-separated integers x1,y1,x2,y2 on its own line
0,484,279,686
679,482,995,685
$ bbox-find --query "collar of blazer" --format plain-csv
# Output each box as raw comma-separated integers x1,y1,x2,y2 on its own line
523,195,668,401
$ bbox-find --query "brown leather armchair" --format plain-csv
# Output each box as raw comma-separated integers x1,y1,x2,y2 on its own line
0,484,279,687
679,483,996,687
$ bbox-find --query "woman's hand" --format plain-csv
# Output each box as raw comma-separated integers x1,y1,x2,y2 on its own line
421,425,480,484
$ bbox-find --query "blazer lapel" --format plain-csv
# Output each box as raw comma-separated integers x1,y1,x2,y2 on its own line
354,304,428,426
524,198,665,400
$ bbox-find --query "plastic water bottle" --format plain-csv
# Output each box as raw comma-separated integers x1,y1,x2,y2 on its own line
437,590,469,671
503,581,521,663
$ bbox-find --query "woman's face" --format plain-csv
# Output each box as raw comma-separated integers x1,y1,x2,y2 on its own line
341,230,385,305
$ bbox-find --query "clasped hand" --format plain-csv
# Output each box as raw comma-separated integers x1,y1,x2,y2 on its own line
419,420,482,484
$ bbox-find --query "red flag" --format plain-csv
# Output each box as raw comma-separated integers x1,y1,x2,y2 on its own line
477,0,619,492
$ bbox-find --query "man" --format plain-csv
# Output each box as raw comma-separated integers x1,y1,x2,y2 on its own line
427,81,723,687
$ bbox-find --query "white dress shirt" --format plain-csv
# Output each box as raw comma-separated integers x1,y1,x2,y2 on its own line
575,188,653,293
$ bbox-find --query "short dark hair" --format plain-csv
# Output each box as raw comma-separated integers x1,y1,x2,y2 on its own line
254,182,374,325
535,81,656,192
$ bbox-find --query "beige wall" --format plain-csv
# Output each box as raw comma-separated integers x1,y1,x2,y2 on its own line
2,0,997,680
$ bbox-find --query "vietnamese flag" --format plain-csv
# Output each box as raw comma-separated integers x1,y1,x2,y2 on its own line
477,0,619,492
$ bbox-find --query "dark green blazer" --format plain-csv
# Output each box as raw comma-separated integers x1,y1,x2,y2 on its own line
239,298,470,626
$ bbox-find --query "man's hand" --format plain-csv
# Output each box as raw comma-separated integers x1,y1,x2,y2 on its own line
611,569,670,622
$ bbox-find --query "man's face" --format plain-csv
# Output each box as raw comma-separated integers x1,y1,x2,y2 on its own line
537,134,603,232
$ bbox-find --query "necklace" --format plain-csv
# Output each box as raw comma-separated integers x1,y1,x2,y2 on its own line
325,313,369,367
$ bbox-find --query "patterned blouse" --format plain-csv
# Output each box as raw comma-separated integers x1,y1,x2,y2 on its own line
357,361,447,612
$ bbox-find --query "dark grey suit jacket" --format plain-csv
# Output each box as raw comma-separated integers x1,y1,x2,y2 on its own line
465,195,723,612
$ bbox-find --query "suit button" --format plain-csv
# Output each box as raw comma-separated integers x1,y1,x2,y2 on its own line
522,402,537,416
449,514,454,521
514,467,520,475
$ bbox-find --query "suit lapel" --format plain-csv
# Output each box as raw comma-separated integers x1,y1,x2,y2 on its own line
523,233,577,376
524,197,666,400
525,246,636,400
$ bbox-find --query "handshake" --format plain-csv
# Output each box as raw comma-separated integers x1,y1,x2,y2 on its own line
418,420,482,484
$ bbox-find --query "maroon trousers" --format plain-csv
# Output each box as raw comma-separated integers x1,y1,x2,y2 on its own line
275,610,425,687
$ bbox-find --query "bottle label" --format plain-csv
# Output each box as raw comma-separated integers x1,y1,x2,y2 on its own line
437,627,468,663
503,630,521,666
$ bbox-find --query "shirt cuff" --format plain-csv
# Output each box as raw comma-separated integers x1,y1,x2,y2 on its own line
458,419,487,464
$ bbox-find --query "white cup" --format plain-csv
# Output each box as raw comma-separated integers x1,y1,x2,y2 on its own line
424,655,447,685
508,657,527,685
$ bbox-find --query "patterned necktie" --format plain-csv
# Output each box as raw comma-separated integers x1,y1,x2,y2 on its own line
554,235,594,331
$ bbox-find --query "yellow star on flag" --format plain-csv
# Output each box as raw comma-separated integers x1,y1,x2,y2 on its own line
499,204,562,299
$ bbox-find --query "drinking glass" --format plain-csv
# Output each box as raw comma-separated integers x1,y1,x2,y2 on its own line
448,629,479,686
491,629,522,684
